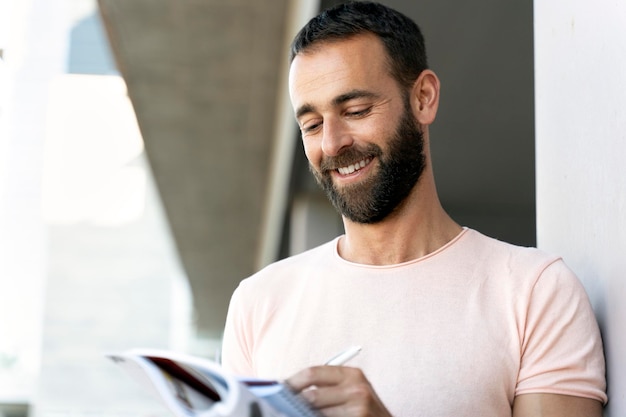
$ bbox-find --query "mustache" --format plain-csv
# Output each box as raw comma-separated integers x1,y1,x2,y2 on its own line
319,145,382,172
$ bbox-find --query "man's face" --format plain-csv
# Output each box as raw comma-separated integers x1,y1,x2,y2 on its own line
312,101,425,223
289,34,426,223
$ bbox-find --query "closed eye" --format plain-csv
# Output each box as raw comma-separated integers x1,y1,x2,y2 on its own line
345,106,372,118
300,120,322,135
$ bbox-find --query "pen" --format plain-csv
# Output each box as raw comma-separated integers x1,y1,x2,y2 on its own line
324,345,362,366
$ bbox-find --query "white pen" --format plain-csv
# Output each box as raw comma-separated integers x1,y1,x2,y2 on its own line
324,345,362,366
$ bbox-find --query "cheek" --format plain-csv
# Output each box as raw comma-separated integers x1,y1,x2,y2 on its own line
303,141,321,167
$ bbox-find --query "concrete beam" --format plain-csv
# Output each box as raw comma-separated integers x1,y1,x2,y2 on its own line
98,0,289,337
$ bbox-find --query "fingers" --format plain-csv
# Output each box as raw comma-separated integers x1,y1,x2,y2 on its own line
299,376,373,410
286,366,392,417
287,365,353,392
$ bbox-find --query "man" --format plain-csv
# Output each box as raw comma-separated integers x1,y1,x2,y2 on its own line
221,2,607,416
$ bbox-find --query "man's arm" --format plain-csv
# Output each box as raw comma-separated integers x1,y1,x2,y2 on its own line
512,393,603,417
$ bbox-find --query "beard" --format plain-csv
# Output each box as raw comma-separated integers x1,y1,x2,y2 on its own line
310,104,426,224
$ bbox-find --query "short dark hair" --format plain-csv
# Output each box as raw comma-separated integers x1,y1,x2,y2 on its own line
289,1,428,90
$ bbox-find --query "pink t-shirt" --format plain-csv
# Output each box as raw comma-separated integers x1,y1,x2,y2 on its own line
221,228,607,416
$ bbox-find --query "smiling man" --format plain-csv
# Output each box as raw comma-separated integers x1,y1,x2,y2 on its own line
221,2,607,416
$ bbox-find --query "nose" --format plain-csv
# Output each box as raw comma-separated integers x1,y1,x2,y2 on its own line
321,117,353,157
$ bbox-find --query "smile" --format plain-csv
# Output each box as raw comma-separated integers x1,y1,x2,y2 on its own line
337,158,371,175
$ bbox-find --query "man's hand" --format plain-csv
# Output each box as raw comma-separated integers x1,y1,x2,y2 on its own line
286,365,393,417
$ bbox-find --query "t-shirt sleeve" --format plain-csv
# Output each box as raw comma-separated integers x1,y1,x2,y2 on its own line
221,283,255,376
515,259,607,404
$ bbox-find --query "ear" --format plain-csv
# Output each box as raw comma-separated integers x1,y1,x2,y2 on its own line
410,69,440,125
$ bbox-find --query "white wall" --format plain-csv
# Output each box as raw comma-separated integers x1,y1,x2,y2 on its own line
534,1,626,415
0,0,196,415
0,0,65,404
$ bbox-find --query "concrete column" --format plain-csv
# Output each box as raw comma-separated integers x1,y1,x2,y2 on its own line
535,1,626,414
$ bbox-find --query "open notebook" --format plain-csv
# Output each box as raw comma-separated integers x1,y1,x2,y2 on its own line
107,349,320,417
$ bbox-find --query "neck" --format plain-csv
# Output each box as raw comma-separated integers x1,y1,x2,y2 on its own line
337,170,462,265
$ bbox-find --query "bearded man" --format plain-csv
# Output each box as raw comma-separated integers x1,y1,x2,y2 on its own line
221,2,607,416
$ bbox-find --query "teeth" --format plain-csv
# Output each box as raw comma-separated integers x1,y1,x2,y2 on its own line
338,158,370,175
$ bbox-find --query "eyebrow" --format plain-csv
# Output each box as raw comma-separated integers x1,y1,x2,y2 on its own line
295,89,380,120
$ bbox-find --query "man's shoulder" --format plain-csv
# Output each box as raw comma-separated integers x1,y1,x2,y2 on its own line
458,229,586,304
238,237,339,290
461,228,565,277
464,228,558,261
263,237,338,271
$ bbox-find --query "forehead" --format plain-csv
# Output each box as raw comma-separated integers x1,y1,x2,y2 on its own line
288,34,394,110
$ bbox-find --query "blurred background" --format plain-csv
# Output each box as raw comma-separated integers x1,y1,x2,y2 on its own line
0,0,562,415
